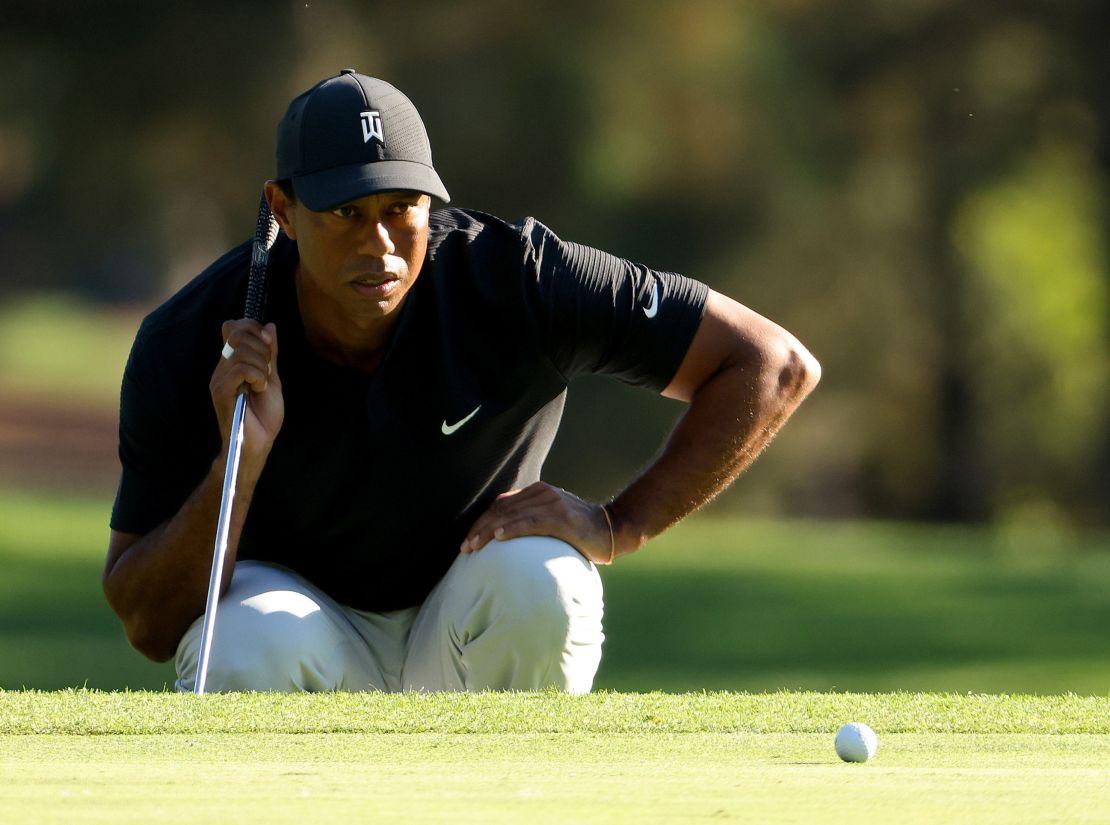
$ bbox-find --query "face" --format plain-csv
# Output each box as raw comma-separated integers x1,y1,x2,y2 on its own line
268,184,431,334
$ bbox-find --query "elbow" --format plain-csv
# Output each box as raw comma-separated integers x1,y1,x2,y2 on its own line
103,578,180,664
772,335,821,404
793,342,822,396
126,627,179,664
120,610,180,662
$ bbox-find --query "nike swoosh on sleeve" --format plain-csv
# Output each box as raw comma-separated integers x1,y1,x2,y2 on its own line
441,405,481,435
643,283,660,318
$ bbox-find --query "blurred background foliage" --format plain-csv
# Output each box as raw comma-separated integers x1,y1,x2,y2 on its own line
1,0,1107,528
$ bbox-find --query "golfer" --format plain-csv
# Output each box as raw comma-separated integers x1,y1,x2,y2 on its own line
103,70,820,693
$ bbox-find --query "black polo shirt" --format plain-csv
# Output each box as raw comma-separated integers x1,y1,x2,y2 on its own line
111,208,708,610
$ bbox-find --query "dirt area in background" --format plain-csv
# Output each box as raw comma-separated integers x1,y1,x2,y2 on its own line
0,394,120,492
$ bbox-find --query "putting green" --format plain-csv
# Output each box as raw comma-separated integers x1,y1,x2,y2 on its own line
3,692,1109,823
4,732,1109,824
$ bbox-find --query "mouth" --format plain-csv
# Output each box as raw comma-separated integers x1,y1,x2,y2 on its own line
350,272,401,298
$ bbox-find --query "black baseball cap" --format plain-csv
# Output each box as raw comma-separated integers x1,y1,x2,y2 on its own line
276,69,450,211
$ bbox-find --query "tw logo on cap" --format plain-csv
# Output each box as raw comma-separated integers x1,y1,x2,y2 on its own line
360,111,384,144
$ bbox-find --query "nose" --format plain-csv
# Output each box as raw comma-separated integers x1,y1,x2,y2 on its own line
359,219,395,257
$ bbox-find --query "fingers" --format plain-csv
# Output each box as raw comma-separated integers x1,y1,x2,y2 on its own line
460,482,612,564
461,483,553,552
213,320,277,397
210,320,283,449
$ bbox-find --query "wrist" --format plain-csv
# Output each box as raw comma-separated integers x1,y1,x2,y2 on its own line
210,438,268,490
604,499,647,560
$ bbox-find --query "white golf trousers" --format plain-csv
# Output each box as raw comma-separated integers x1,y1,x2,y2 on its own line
174,536,605,694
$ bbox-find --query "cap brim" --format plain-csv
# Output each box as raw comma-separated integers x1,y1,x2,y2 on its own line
292,160,450,211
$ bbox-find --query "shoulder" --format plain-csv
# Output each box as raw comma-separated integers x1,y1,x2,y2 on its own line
428,207,532,238
426,208,549,259
426,209,584,296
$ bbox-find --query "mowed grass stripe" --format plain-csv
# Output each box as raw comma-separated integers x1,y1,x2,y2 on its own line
5,732,1110,825
2,690,1108,735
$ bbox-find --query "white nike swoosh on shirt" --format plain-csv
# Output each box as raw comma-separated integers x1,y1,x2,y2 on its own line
643,283,660,318
441,405,481,435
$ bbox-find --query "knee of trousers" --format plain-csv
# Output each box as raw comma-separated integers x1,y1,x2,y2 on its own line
449,536,605,648
175,563,360,692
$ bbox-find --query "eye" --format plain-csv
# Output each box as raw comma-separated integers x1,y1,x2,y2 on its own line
386,200,419,216
331,204,358,218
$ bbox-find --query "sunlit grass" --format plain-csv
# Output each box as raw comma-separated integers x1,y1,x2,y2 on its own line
3,691,1109,825
2,689,1109,735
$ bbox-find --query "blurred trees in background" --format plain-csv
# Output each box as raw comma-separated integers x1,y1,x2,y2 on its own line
1,0,1107,527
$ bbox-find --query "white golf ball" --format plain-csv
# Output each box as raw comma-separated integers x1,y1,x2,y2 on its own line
834,722,878,762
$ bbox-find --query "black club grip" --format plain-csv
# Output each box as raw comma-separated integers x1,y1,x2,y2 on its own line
245,192,279,322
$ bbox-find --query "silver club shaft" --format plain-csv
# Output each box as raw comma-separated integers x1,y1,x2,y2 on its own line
193,391,248,695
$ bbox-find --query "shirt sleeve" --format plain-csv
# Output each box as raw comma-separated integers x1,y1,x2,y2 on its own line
110,324,217,535
522,219,709,392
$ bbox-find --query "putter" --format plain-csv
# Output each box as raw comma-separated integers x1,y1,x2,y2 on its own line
194,192,278,695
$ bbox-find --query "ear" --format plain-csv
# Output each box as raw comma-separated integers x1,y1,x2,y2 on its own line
264,180,298,241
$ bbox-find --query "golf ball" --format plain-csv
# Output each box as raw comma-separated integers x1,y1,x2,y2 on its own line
834,722,878,762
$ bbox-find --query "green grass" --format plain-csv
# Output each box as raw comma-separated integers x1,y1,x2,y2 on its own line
3,488,1110,693
3,689,1110,735
0,489,175,690
2,691,1109,824
15,731,1110,825
608,517,1110,694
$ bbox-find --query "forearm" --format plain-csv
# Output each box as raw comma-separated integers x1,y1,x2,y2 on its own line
608,342,819,558
103,448,266,661
106,320,282,661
